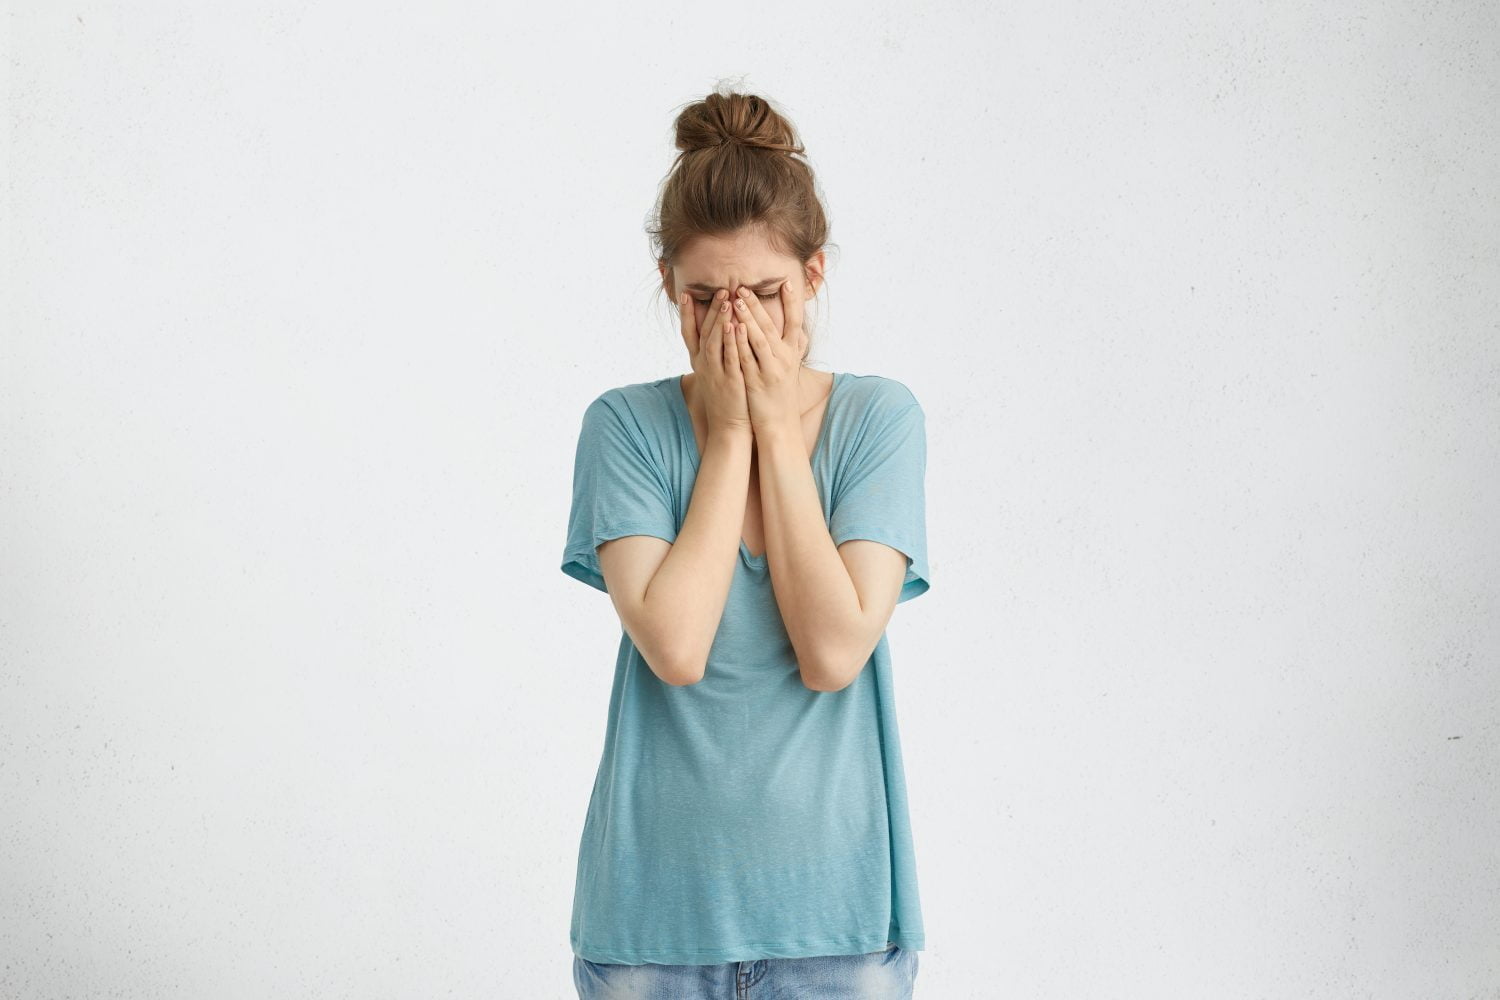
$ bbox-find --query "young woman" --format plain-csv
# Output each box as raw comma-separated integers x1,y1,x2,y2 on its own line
561,87,931,999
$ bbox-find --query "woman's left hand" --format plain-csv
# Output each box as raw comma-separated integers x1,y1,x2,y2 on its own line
730,281,810,435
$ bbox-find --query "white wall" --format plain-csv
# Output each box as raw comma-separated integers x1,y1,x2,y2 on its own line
3,2,1496,997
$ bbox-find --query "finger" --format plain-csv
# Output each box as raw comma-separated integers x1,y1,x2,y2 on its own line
697,291,726,367
732,290,778,368
739,302,774,365
780,278,805,346
727,323,746,387
734,286,783,344
735,322,761,384
708,296,730,373
725,317,738,373
687,289,719,365
731,291,767,357
676,289,701,359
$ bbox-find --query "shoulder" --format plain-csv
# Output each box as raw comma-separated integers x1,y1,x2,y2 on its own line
580,376,678,435
837,372,924,424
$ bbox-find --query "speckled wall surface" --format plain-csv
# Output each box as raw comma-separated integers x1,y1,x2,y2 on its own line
3,2,1496,998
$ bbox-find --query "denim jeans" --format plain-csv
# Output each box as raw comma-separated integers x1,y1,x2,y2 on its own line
573,941,918,999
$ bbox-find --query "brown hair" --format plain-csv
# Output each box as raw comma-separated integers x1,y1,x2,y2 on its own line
649,84,836,357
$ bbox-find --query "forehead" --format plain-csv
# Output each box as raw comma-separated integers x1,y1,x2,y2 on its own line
677,229,794,290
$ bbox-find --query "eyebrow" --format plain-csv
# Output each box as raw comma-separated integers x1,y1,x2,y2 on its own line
684,276,786,292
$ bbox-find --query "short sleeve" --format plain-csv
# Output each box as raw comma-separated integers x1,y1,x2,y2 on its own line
829,395,931,603
560,392,679,593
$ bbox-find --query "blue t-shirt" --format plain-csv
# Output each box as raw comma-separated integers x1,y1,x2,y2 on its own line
560,370,930,966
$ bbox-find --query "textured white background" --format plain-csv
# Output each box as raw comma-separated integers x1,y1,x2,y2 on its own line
3,2,1497,998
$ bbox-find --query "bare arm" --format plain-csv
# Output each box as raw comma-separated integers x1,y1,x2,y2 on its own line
755,420,906,691
596,427,753,686
594,286,758,686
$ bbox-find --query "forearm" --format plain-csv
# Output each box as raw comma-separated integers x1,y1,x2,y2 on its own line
755,419,865,690
642,427,754,682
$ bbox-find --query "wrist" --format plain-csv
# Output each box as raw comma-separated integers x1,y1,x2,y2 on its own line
750,417,802,451
707,424,754,451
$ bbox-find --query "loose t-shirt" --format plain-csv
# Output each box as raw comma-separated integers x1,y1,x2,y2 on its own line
560,370,930,966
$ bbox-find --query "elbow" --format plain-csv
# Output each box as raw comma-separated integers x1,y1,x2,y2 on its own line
799,633,875,692
798,654,858,693
663,666,706,687
656,643,707,687
626,618,706,686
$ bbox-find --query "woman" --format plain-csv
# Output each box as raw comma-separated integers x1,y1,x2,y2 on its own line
561,86,931,999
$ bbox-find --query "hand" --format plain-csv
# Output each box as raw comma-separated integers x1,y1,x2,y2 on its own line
677,288,752,438
729,281,810,434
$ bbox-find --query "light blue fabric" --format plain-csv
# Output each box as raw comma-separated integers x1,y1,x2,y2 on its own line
560,371,930,966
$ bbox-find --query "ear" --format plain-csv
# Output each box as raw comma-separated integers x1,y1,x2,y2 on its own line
659,263,673,301
803,251,826,297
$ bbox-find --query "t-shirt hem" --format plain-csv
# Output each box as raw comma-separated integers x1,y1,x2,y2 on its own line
830,527,930,591
561,520,681,593
572,931,925,966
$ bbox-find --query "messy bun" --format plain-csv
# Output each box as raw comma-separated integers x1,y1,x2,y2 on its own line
671,90,805,157
648,83,833,353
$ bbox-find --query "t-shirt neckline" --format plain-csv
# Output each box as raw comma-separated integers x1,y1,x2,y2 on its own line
668,370,844,567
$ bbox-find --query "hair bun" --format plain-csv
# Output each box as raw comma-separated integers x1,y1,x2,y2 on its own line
673,88,805,158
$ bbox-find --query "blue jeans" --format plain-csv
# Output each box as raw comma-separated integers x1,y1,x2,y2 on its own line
573,942,919,999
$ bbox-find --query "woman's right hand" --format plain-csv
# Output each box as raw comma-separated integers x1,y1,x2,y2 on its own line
678,289,752,437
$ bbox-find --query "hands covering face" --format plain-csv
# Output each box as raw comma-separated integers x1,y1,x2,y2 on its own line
678,280,809,436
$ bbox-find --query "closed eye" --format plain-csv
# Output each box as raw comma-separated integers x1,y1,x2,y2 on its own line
693,292,777,306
